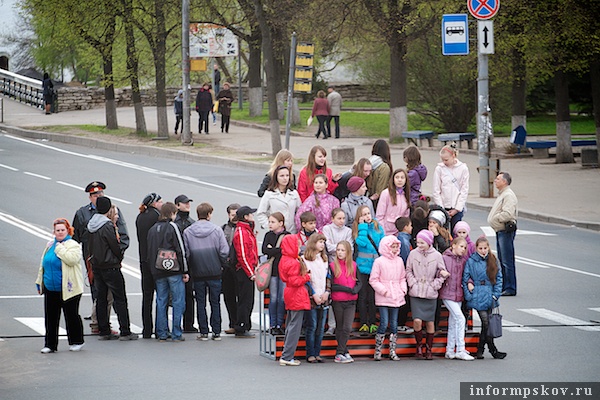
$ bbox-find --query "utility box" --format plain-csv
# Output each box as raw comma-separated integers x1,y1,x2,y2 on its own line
581,148,599,168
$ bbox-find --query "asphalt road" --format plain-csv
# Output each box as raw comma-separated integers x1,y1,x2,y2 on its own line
1,133,599,400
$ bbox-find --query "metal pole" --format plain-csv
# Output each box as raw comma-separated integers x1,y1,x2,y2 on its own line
182,0,192,145
477,20,490,197
284,32,297,150
238,38,243,110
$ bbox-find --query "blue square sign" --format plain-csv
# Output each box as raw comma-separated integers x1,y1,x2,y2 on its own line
442,14,469,55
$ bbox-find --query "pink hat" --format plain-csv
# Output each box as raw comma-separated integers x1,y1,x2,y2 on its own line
453,221,471,235
416,229,434,246
347,176,365,193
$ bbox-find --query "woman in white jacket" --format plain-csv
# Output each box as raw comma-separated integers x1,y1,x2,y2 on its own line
256,165,301,234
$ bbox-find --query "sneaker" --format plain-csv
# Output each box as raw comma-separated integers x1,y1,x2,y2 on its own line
69,343,85,352
212,333,221,341
358,324,369,334
279,358,301,366
398,325,414,334
98,333,119,340
334,354,350,363
344,353,355,363
40,347,55,354
324,328,335,336
172,337,186,342
455,351,475,361
119,333,139,341
197,334,209,341
445,351,456,359
369,324,378,334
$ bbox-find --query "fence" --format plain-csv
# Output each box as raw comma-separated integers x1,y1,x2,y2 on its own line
0,69,44,110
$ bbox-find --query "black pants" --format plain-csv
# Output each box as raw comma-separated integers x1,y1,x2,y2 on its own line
44,291,84,350
174,115,182,133
327,115,340,138
398,294,411,325
332,300,356,354
476,308,498,352
221,115,231,133
358,272,377,325
140,261,155,337
234,268,254,333
222,266,238,328
183,279,196,330
94,267,132,336
198,111,210,133
316,115,328,138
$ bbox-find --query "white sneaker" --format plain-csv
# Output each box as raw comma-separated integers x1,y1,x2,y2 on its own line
344,353,355,363
279,358,301,366
455,351,475,361
398,325,414,334
445,351,456,359
40,347,54,354
325,328,335,335
69,343,85,352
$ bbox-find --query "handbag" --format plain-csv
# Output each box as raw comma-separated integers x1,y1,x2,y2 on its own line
505,220,517,233
487,307,503,338
213,100,219,113
255,234,285,292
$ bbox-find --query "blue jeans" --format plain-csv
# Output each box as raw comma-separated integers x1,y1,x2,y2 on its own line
193,279,222,335
155,275,185,340
376,306,399,335
496,230,516,294
268,276,286,328
305,307,327,357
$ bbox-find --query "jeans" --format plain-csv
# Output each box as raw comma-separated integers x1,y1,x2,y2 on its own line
94,267,132,336
496,230,516,294
268,276,286,328
332,300,356,354
442,299,467,353
326,115,340,138
376,306,399,335
449,209,464,234
44,291,83,350
358,272,376,325
305,307,327,357
155,274,185,340
281,310,305,361
193,279,222,335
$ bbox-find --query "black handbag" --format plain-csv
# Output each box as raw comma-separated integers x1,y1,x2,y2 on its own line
505,220,517,233
487,307,503,338
155,249,180,272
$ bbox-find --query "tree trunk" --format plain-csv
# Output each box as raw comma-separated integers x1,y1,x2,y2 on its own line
103,55,118,130
247,30,263,117
511,48,527,130
123,0,146,134
153,0,169,138
590,60,600,164
389,34,408,141
276,91,286,120
555,70,574,163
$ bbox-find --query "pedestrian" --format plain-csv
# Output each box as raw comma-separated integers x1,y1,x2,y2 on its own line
257,149,296,197
213,63,221,97
135,192,163,339
403,146,428,205
394,216,414,334
36,218,85,353
330,240,360,363
353,204,384,335
439,237,474,360
453,220,476,258
221,203,241,334
295,173,340,231
376,168,411,235
147,202,190,342
487,171,518,296
195,82,213,134
366,139,393,208
173,89,183,135
432,144,469,233
217,82,234,133
462,236,507,359
369,235,408,361
42,72,54,114
173,194,197,333
341,176,375,228
256,165,301,234
232,206,259,337
303,233,331,363
278,235,311,366
333,157,372,201
326,86,342,139
311,90,330,139
261,212,289,335
87,197,138,341
428,208,452,254
297,145,341,202
184,202,229,341
406,229,449,359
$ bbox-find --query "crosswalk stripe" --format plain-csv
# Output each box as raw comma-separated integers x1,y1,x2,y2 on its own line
15,317,67,338
519,308,600,332
471,311,539,332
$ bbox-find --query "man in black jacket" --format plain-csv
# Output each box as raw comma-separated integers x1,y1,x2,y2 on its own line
87,197,137,341
174,194,197,332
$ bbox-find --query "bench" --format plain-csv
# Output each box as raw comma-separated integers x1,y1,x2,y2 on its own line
438,133,476,149
526,139,597,159
259,289,479,361
402,130,434,147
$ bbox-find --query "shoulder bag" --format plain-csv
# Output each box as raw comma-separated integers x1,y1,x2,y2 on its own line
255,234,285,292
487,307,503,338
155,222,188,273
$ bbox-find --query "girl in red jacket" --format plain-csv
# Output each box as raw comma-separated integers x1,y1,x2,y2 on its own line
278,235,311,366
297,145,341,202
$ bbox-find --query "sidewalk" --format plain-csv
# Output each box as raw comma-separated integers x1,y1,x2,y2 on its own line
2,95,599,230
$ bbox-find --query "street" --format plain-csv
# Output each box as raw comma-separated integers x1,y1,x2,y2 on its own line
1,132,599,400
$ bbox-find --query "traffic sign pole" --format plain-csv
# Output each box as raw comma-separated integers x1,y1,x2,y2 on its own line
284,32,297,150
477,20,492,198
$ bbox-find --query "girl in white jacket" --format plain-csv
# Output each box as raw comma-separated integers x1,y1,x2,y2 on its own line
432,145,469,233
256,165,301,233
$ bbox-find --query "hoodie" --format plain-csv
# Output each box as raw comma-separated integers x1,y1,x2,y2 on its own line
184,220,229,280
408,163,428,204
369,235,408,307
278,235,311,311
87,214,122,268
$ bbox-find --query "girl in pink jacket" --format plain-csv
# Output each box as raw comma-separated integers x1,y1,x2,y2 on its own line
376,168,411,236
369,235,407,361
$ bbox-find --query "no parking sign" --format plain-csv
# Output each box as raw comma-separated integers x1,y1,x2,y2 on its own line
467,0,499,20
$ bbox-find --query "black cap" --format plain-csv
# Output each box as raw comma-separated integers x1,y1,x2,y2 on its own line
85,181,106,193
142,193,161,207
236,206,257,219
174,194,193,204
96,196,112,214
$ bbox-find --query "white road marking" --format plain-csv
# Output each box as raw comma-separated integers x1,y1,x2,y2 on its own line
519,308,600,332
15,317,67,338
589,308,600,313
24,171,51,180
471,311,539,332
482,226,557,237
0,211,53,241
516,255,600,278
0,163,18,171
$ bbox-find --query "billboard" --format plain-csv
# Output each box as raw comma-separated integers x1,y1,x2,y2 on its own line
190,23,238,58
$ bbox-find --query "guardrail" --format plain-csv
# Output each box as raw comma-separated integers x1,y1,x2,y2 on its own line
0,69,44,109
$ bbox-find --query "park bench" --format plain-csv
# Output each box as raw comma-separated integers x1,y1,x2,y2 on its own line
437,133,476,149
526,139,597,159
402,130,434,147
259,289,480,361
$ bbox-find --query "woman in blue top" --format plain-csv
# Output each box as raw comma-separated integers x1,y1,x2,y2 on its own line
352,205,384,335
36,218,85,353
462,236,507,360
